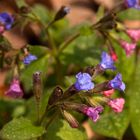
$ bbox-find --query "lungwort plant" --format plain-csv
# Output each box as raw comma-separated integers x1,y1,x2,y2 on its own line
0,0,140,139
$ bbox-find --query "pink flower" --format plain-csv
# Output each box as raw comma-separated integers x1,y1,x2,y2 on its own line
108,98,125,113
126,29,140,42
120,40,136,56
103,89,114,97
82,106,103,122
5,78,23,98
110,51,118,62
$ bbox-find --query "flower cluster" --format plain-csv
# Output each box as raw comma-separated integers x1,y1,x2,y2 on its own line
61,51,126,126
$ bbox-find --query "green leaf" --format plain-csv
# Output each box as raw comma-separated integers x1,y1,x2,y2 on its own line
60,34,104,67
89,110,129,139
128,58,140,140
118,8,140,20
79,24,93,36
45,119,87,140
31,4,52,26
15,0,28,8
0,117,45,140
26,88,51,122
20,55,49,91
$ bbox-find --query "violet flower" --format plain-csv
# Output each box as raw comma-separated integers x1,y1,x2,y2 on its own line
74,72,94,91
23,54,37,65
82,106,103,122
99,51,116,70
120,40,136,56
0,12,14,34
108,73,125,92
125,0,140,9
108,98,125,113
5,78,23,98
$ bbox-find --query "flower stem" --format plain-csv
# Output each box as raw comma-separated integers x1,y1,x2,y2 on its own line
45,110,60,130
58,32,80,54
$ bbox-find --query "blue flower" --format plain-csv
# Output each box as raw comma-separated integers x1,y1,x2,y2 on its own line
74,72,94,91
125,0,140,9
23,54,37,65
108,73,125,91
0,12,14,30
100,51,116,70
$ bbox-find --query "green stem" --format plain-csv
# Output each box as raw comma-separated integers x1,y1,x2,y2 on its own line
55,56,63,84
45,110,59,130
46,29,57,53
58,32,80,54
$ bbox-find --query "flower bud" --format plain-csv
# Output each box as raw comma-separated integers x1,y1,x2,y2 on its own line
48,86,63,105
102,89,115,97
108,46,118,62
91,81,111,93
61,110,79,128
33,71,42,102
54,6,70,21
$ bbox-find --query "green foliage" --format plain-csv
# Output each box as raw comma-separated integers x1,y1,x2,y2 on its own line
26,88,51,122
127,57,140,140
20,54,49,91
31,4,52,26
15,0,27,8
45,119,87,140
0,117,45,140
89,110,129,139
119,8,140,20
60,34,103,67
0,99,24,128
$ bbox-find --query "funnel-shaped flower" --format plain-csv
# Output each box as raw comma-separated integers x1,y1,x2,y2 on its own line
100,51,116,70
126,29,140,42
0,12,14,34
23,54,37,65
108,98,125,113
74,72,94,91
125,0,140,9
108,73,125,92
5,78,23,98
120,40,136,56
82,106,103,122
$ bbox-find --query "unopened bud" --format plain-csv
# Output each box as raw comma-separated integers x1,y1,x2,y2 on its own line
33,71,42,102
61,110,79,128
90,81,111,93
48,86,63,105
85,66,95,76
54,6,70,21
